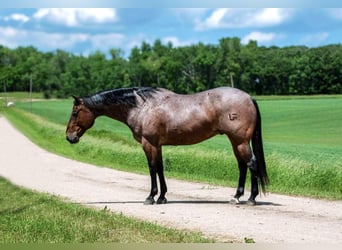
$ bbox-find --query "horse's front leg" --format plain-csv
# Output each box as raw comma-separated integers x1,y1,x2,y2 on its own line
142,138,167,205
145,162,158,205
156,156,167,204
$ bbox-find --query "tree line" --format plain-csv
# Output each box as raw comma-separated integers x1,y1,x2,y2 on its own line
1,37,341,98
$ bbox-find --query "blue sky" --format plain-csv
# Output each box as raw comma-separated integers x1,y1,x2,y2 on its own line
0,8,341,57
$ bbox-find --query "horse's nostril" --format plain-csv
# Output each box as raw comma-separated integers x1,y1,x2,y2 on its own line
66,136,72,143
66,135,79,144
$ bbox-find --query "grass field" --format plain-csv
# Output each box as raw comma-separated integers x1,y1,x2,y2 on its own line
1,94,341,200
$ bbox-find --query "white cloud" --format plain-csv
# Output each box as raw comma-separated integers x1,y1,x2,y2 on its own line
172,8,209,30
195,8,294,30
162,36,193,47
202,8,227,28
0,27,40,48
172,8,209,21
242,31,277,44
328,9,342,20
33,8,118,27
37,32,89,49
89,33,125,49
125,33,153,50
4,13,30,23
0,26,127,56
0,27,22,48
300,32,329,45
0,26,88,50
253,9,289,26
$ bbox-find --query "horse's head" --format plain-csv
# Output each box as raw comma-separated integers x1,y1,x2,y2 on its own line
66,96,95,144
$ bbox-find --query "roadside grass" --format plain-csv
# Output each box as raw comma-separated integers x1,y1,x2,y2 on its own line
0,92,44,103
0,177,212,243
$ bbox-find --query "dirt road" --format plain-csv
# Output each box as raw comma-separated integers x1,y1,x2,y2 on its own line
0,116,341,243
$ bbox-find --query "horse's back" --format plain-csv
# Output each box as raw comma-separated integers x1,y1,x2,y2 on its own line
204,87,252,104
156,87,252,107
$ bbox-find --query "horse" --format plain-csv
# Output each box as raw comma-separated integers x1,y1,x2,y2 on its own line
66,87,269,205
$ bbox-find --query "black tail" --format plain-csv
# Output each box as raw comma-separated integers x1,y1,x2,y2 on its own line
251,98,269,194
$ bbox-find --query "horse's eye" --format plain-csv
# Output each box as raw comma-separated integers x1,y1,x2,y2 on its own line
72,111,78,117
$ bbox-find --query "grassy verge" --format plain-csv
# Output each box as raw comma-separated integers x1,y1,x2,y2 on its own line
0,177,212,243
2,97,341,200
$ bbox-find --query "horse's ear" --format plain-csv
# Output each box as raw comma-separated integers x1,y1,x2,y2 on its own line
72,95,82,105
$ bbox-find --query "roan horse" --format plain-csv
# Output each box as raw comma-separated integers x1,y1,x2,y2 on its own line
66,87,268,205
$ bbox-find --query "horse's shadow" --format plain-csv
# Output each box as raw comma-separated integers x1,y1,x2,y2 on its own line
82,200,281,206
169,200,281,206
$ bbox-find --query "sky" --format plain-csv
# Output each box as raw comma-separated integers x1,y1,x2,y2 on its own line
0,8,341,57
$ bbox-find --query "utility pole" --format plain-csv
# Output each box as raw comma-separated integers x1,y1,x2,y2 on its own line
230,72,234,88
29,73,33,113
3,79,7,107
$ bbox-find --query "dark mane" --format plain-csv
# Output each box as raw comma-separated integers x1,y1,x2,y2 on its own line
83,87,158,107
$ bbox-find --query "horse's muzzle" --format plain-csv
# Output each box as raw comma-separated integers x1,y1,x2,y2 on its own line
66,134,79,144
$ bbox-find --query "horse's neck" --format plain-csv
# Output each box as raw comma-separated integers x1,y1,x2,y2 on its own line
93,104,132,124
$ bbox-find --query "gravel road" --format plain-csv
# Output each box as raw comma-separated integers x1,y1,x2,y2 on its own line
0,116,341,243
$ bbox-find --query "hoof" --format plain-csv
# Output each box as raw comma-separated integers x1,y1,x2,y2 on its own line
157,197,167,205
144,197,155,205
247,199,256,206
230,197,240,205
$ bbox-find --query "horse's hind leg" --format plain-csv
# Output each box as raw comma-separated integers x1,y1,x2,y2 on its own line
232,159,247,204
231,143,248,204
232,142,259,205
247,156,259,205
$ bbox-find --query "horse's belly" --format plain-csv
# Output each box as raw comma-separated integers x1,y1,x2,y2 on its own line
161,125,218,145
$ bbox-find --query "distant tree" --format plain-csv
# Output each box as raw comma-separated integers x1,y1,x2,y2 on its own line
0,39,341,97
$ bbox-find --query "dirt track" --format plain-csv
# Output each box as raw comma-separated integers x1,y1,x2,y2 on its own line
0,116,341,243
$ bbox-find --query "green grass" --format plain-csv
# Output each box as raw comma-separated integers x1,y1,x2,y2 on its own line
1,96,342,200
0,91,44,103
0,177,212,243
260,98,342,145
